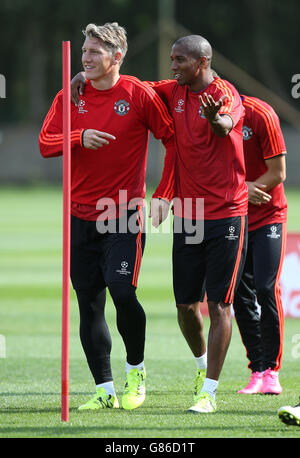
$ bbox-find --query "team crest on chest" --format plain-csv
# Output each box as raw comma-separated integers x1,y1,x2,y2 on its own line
78,100,88,114
175,99,184,113
114,99,130,116
242,125,253,140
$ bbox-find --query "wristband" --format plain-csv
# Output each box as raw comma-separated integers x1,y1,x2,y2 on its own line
81,129,86,147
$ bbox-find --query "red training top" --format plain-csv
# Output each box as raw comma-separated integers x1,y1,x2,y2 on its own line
150,77,248,220
241,95,287,231
39,76,175,220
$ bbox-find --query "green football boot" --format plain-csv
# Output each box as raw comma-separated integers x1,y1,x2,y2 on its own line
122,368,146,410
193,368,207,402
188,391,217,413
78,387,119,411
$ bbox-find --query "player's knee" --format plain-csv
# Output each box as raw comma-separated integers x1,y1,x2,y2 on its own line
176,302,200,314
256,284,273,303
75,288,97,308
207,300,232,320
108,282,137,308
75,288,106,317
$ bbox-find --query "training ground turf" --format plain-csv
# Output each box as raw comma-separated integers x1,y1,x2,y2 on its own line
0,186,300,439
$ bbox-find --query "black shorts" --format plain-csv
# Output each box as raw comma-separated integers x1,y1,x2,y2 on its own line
70,208,145,293
172,216,248,304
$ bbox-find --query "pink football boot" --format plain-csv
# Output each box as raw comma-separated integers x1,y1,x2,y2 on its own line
261,368,282,395
238,372,263,394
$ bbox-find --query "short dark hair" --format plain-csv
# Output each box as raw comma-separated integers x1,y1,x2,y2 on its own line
173,35,212,61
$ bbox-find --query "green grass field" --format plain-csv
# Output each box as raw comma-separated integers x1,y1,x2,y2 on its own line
0,186,299,439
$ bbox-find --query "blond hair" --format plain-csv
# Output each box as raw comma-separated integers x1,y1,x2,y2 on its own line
83,22,128,65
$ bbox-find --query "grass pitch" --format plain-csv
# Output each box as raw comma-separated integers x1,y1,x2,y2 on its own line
0,186,300,439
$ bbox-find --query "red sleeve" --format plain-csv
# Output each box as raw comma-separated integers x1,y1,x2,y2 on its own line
213,79,244,128
39,90,84,158
255,103,287,159
152,146,175,202
138,83,176,201
143,80,176,112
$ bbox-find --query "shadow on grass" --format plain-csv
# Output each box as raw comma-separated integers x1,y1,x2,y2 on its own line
0,405,277,417
0,423,288,438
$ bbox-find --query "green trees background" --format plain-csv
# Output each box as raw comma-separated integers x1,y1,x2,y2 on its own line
0,0,298,123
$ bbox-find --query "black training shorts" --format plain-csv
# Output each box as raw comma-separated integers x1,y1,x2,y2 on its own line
172,216,248,304
70,208,145,293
